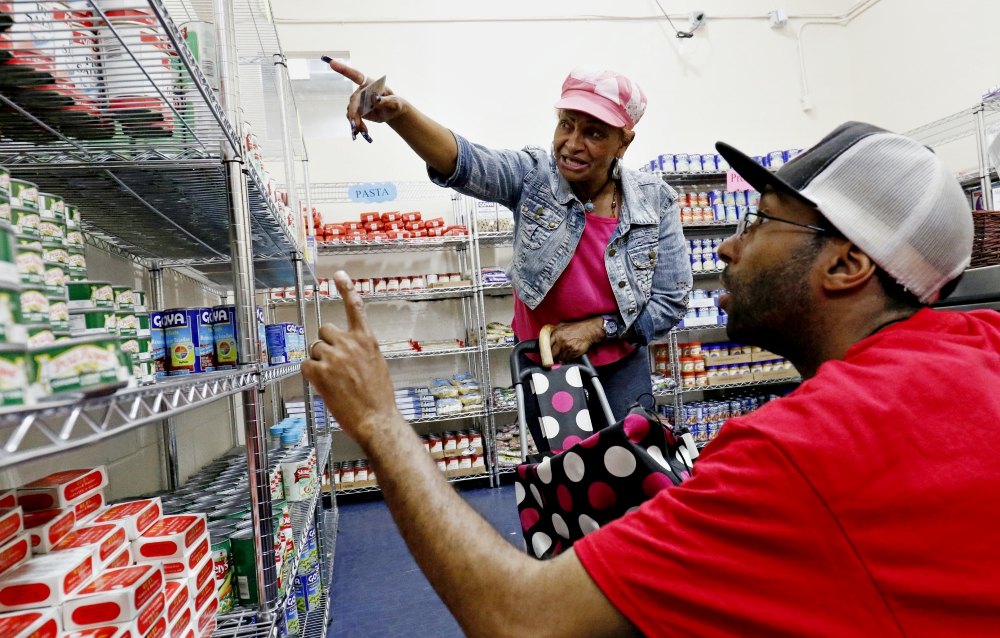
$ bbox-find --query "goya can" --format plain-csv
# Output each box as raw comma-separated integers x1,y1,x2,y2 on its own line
28,335,129,397
116,311,137,337
133,290,147,312
37,217,65,242
296,325,305,361
0,282,24,343
265,323,297,365
0,344,29,406
112,286,133,310
150,311,166,377
68,280,113,309
284,587,300,636
67,246,87,280
163,307,215,374
0,221,16,286
43,261,65,297
20,286,49,324
210,532,237,613
9,179,37,210
37,193,64,220
65,204,81,229
15,242,44,286
48,296,69,332
211,305,238,370
69,308,116,336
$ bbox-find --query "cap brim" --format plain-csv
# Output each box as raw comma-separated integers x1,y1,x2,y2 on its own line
555,95,630,129
715,141,817,208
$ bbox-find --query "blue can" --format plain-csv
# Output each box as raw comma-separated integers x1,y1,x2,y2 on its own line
736,205,749,220
701,154,717,171
150,311,167,377
716,154,730,171
708,190,725,207
725,205,739,221
689,254,703,271
211,305,238,370
284,587,300,635
722,191,737,207
688,155,703,173
734,190,748,207
163,307,215,374
713,204,727,221
657,154,675,172
674,153,690,173
265,324,290,365
768,151,785,168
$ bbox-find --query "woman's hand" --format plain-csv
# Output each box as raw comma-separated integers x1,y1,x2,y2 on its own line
549,317,606,363
324,59,407,142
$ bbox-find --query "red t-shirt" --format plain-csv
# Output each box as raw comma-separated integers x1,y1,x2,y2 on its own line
512,213,635,366
575,308,1000,637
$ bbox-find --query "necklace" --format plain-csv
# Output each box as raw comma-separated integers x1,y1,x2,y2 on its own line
583,180,618,218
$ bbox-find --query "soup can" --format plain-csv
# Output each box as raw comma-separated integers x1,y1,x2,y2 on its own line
163,307,215,374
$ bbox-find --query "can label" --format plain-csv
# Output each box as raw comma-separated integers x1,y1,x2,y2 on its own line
17,248,45,286
151,312,167,377
211,306,238,370
0,349,28,406
265,324,289,365
30,339,124,396
0,288,24,342
211,537,236,613
163,308,215,374
20,288,49,323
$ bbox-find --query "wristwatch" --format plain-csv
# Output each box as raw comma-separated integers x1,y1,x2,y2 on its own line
602,314,619,339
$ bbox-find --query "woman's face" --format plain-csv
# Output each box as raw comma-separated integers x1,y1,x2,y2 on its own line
552,110,632,184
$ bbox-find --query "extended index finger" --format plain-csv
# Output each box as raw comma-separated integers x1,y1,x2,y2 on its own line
324,58,368,86
333,271,370,334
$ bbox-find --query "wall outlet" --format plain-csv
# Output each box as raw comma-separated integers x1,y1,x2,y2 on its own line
690,11,706,28
769,9,788,28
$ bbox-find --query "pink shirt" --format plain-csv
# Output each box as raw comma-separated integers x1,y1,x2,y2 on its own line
512,213,636,366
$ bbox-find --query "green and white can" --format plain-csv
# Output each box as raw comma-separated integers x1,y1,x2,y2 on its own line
68,280,113,310
121,337,139,355
37,192,64,220
67,246,87,280
15,234,41,250
136,312,150,337
132,290,147,312
26,325,55,348
0,344,28,407
131,355,152,381
37,218,65,242
69,307,116,336
48,296,69,332
112,286,133,311
15,242,44,287
137,336,152,360
0,282,24,343
0,167,10,202
41,240,67,265
116,311,137,337
9,179,37,210
43,261,65,297
28,335,129,397
19,286,49,324
0,222,19,286
11,207,39,237
65,204,81,229
65,226,83,247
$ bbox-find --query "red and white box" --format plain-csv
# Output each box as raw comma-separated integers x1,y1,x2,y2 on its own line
0,548,94,612
23,507,75,553
0,607,61,638
170,625,195,638
138,613,166,638
52,523,128,571
75,492,107,526
96,589,164,637
191,577,215,614
133,515,206,562
64,628,133,638
164,581,189,624
156,537,209,581
165,604,191,638
0,533,32,578
193,597,217,636
93,499,162,541
16,467,108,510
182,554,213,595
63,563,164,630
0,508,22,547
0,491,16,509
401,211,422,222
107,543,132,570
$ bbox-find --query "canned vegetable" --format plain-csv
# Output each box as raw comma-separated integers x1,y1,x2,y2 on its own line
68,280,113,309
0,344,29,406
112,286,133,311
20,286,49,324
27,335,129,397
0,221,16,286
69,307,116,336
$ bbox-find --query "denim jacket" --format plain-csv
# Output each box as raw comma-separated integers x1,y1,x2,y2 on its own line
429,133,692,345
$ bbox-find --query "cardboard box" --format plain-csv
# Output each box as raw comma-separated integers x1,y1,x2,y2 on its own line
753,369,799,382
74,492,107,525
0,491,16,509
171,624,196,638
750,350,783,363
106,543,132,570
0,508,23,547
166,605,192,638
193,597,217,636
156,537,209,580
707,372,753,386
63,626,133,638
16,467,108,510
23,507,75,553
0,533,32,578
133,515,207,562
63,563,165,630
163,581,189,624
183,554,214,595
100,590,164,637
0,548,94,612
0,607,61,638
93,499,162,541
192,577,215,613
707,353,751,366
52,523,128,571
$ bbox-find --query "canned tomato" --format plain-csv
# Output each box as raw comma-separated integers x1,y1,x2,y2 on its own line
133,290,147,312
28,335,129,397
163,307,215,374
20,286,49,324
0,221,16,286
0,344,29,406
116,311,137,337
112,286,133,310
37,218,65,242
48,297,69,332
210,305,238,370
9,179,37,210
68,280,113,309
69,308,116,336
0,282,24,344
37,193,64,220
15,243,44,286
151,311,166,376
67,246,87,280
65,204,81,229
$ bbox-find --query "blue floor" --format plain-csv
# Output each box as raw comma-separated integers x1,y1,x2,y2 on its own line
328,482,522,638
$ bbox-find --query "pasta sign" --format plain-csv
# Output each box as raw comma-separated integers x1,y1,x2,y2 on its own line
348,182,397,204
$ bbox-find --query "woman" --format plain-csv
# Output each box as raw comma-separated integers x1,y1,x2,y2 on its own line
329,62,691,429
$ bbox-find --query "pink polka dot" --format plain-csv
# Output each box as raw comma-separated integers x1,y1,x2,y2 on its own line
551,363,562,369
562,435,582,449
556,484,573,512
580,433,601,448
588,482,617,510
520,508,540,530
517,465,527,480
623,414,650,442
642,473,673,498
551,391,574,413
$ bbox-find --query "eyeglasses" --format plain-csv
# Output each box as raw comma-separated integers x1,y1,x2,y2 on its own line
735,210,830,239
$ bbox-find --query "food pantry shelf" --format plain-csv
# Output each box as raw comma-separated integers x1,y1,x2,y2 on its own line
335,471,491,496
329,409,488,432
317,236,470,254
694,268,725,277
259,361,303,385
477,231,515,246
383,346,479,360
300,591,331,638
210,605,273,638
271,288,477,304
653,375,802,397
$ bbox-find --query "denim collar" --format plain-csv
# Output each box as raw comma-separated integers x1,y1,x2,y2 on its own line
547,155,658,226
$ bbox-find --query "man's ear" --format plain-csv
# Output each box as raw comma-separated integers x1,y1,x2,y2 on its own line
822,239,878,293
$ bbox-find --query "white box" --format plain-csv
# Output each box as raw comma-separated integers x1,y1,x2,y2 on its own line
63,563,164,630
73,491,107,526
23,507,75,553
92,499,162,541
0,508,23,547
16,467,108,510
0,607,61,638
0,548,94,612
63,626,132,638
163,580,189,624
0,533,32,578
182,554,214,595
103,589,164,637
165,604,192,638
193,597,217,636
52,523,128,571
680,316,719,328
687,297,717,309
171,624,196,638
133,515,207,562
192,577,215,614
157,536,209,581
106,543,132,570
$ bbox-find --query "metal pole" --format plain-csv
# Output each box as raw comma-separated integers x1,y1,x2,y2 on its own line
975,107,995,211
293,256,317,446
273,55,301,251
303,157,315,260
214,0,276,610
267,302,282,427
149,263,180,491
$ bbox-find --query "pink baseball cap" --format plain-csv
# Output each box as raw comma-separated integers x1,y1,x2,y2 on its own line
554,66,647,130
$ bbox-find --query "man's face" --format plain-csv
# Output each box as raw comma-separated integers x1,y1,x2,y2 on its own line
716,192,826,352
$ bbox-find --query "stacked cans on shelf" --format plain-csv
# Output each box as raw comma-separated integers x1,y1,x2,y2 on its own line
642,148,804,174
687,237,726,272
0,466,221,637
675,188,761,224
68,282,155,384
335,428,485,488
658,391,789,443
150,304,248,376
318,211,468,243
680,289,727,328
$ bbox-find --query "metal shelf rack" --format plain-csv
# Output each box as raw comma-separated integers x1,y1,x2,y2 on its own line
382,345,479,360
336,471,491,496
317,236,469,254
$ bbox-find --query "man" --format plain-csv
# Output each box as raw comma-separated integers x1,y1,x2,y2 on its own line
303,122,1000,637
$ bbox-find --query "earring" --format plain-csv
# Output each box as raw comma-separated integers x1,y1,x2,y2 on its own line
612,157,622,180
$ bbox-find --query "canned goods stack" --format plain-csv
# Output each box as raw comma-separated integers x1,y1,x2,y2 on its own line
659,391,788,443
150,305,243,376
0,465,221,637
640,149,804,174
676,340,798,388
680,289,726,328
676,188,761,225
474,200,516,233
687,237,727,272
316,210,469,244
